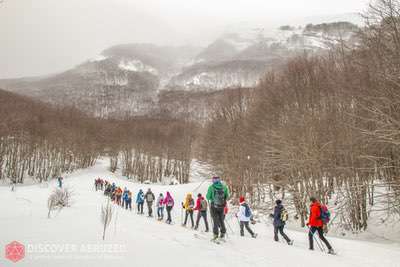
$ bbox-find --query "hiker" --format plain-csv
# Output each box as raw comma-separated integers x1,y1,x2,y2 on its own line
236,196,257,238
104,183,112,197
57,176,63,188
194,193,209,232
273,199,293,245
145,188,155,217
136,189,145,214
206,176,230,240
163,191,174,224
115,187,123,206
156,193,165,220
122,187,129,207
182,193,195,228
125,191,132,211
307,197,335,254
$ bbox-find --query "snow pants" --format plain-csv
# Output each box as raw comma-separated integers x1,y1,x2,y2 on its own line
274,225,291,243
166,206,173,223
240,221,255,236
137,202,144,214
210,206,226,236
308,226,332,250
195,211,209,231
147,201,153,216
184,210,194,227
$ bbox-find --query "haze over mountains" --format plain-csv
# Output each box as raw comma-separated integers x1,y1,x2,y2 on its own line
0,19,360,119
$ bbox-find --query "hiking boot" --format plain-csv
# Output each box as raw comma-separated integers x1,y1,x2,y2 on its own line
252,233,258,238
220,233,225,239
288,240,294,246
328,248,336,255
205,229,209,232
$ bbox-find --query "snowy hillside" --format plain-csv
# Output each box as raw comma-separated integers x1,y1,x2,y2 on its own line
1,159,399,267
0,20,360,118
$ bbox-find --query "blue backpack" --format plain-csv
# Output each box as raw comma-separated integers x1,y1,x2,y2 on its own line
320,205,331,224
243,203,252,218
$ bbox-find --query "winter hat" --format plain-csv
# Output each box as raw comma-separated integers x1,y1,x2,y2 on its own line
276,199,282,205
212,176,221,184
310,196,317,203
239,196,245,204
197,193,202,197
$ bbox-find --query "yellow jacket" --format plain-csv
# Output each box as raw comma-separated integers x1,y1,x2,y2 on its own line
183,194,195,211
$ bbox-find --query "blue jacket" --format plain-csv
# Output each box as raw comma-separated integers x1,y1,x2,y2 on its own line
136,191,144,204
123,190,129,201
273,204,285,227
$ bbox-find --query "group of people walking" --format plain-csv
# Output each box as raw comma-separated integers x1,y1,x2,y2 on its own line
94,176,335,254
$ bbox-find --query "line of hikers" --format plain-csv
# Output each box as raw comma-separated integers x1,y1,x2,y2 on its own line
94,176,334,254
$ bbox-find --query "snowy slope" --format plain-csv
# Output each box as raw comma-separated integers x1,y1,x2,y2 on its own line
1,159,399,267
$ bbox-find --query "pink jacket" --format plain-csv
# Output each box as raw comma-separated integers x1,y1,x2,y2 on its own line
163,192,174,207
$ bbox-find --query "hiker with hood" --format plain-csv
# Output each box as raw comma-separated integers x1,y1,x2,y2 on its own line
308,197,335,254
122,187,129,207
163,191,174,224
182,193,195,228
236,196,257,238
125,191,132,211
273,199,293,245
194,193,209,232
206,176,230,240
145,188,155,217
156,193,165,220
136,189,145,214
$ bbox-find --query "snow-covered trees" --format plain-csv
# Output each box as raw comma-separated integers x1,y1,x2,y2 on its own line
200,0,400,232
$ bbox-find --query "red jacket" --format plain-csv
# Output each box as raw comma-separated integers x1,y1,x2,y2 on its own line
308,202,323,227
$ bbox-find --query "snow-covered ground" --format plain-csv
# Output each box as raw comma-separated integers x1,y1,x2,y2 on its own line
1,159,400,267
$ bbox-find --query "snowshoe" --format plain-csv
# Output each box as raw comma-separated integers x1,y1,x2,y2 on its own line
328,249,336,255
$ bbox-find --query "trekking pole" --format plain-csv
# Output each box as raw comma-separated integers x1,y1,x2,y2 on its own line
181,206,184,225
308,226,324,252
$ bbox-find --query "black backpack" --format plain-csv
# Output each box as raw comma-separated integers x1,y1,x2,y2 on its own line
213,187,225,208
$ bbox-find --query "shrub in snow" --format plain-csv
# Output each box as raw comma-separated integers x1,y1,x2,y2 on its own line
101,199,113,240
47,187,73,218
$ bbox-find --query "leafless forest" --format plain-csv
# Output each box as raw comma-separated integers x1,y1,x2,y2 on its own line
0,0,399,232
201,0,400,231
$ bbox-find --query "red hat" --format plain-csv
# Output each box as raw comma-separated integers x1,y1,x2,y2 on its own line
239,196,245,204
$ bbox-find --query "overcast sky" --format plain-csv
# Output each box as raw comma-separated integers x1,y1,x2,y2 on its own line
0,0,369,79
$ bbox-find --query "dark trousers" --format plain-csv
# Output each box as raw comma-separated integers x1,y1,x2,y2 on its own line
211,206,226,236
309,226,332,250
125,200,132,210
274,225,291,243
166,206,173,223
184,210,194,227
147,201,153,216
195,211,209,231
240,221,254,236
137,202,144,214
157,207,164,219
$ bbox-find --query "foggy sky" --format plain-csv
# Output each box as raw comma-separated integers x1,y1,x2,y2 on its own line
0,0,369,79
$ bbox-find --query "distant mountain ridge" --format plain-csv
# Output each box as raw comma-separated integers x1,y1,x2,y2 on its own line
0,20,360,118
